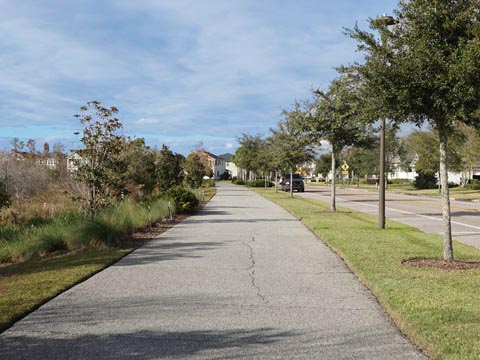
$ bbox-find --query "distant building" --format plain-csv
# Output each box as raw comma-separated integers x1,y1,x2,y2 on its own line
66,151,86,172
196,150,227,180
218,153,239,179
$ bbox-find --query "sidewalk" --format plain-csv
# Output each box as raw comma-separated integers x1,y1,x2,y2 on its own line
0,183,426,359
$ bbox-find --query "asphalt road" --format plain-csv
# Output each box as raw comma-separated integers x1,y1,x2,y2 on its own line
0,183,425,359
301,185,480,249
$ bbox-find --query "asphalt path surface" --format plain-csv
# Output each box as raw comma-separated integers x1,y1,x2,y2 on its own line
301,185,480,249
0,183,425,359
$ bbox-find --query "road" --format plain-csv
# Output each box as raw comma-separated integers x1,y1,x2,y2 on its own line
302,185,480,249
0,183,425,359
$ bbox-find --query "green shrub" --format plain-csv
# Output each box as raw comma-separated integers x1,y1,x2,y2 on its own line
389,178,412,185
165,186,199,213
413,172,437,189
232,179,246,185
247,179,274,188
463,180,480,190
202,179,216,188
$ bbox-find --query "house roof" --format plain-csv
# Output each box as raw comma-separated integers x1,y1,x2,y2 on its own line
218,153,234,162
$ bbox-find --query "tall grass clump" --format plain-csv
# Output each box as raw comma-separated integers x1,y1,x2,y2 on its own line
0,197,174,262
0,213,78,262
76,198,172,248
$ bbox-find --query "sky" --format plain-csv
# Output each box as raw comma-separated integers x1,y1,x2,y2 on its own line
0,0,400,156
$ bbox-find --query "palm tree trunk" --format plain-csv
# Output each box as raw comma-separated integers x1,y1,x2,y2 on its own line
439,129,453,260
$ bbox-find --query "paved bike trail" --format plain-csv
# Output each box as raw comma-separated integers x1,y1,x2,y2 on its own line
0,183,426,359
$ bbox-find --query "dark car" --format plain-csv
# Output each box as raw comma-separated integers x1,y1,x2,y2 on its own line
279,174,305,192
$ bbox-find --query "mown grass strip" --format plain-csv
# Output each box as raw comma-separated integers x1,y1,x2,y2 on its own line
255,188,480,360
0,249,130,333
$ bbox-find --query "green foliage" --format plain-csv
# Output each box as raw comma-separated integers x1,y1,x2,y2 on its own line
464,179,480,190
232,179,246,185
269,119,314,173
413,172,437,190
122,138,157,198
247,179,274,188
314,154,333,178
389,178,412,185
73,101,127,218
219,171,231,180
202,179,216,188
235,134,269,175
348,2,480,259
156,144,184,192
405,130,463,174
165,186,199,213
183,153,206,189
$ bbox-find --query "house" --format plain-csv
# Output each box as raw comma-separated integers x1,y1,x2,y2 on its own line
66,151,86,172
218,153,239,179
3,151,60,170
196,150,227,180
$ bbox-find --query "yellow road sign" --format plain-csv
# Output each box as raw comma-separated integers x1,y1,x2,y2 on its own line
341,163,349,171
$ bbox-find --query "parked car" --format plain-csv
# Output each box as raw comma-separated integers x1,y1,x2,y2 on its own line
279,174,305,192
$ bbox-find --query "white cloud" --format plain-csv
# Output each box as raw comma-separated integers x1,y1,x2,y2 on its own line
0,0,400,155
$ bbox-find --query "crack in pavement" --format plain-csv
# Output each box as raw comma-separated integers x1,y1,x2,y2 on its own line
242,237,268,303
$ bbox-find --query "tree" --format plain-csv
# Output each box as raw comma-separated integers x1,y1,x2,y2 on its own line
52,142,65,155
234,134,265,181
295,74,368,210
10,138,24,152
184,152,205,189
270,120,314,198
120,138,157,198
314,154,333,179
43,142,50,155
26,139,36,154
348,0,480,260
405,130,463,189
156,144,184,192
73,101,126,218
457,124,480,181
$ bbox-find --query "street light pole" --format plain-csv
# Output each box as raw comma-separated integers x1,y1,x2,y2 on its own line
377,14,395,229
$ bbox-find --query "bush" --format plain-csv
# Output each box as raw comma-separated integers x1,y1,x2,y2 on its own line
389,178,412,185
165,186,199,213
413,172,437,189
202,179,216,188
232,179,246,185
247,179,274,188
220,171,231,180
463,179,480,190
310,178,317,182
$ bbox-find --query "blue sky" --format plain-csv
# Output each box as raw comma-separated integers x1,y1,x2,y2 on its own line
1,0,399,156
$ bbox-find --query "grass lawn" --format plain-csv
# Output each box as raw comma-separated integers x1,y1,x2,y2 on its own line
255,188,480,360
0,249,130,332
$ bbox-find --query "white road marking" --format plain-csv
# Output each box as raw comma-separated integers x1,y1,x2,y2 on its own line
307,191,480,231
